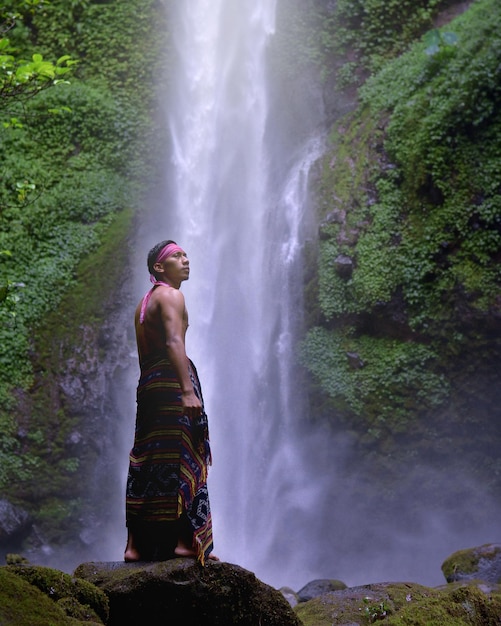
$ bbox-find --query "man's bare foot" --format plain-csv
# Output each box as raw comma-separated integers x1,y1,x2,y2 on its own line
174,541,220,561
173,545,198,558
124,547,142,562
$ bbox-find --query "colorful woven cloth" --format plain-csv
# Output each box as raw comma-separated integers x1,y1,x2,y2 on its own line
126,356,213,563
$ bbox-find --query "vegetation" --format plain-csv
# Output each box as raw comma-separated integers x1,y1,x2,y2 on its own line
0,0,168,540
300,0,501,492
298,0,457,87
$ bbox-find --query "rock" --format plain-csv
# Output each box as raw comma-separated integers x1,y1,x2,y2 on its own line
333,254,354,278
442,543,501,584
74,559,302,626
295,581,501,626
280,585,299,607
0,500,31,544
297,578,347,602
346,352,365,369
0,564,108,625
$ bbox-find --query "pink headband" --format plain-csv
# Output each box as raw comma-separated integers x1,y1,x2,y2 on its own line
155,243,185,263
148,243,185,284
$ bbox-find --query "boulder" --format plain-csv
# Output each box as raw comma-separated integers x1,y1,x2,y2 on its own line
295,581,501,626
0,564,108,625
333,254,354,278
74,559,302,626
442,543,501,585
297,578,347,602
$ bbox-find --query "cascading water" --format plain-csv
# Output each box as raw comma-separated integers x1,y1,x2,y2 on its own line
137,0,325,587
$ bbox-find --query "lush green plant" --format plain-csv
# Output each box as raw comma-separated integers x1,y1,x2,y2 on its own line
362,597,392,623
300,327,448,437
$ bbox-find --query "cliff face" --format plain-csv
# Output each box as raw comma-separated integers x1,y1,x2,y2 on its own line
300,0,501,502
1,210,138,564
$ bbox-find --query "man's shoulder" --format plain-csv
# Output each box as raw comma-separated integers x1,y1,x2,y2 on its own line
154,285,185,307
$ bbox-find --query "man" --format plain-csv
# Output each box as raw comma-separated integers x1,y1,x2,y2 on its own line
124,240,215,564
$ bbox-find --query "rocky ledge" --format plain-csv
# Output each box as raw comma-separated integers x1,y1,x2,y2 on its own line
0,557,300,626
0,543,500,625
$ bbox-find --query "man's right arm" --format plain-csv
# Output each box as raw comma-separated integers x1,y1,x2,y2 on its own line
158,289,202,418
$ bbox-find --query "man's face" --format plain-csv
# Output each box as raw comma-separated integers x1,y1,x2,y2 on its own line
155,250,190,285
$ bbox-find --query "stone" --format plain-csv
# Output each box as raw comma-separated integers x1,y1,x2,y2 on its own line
333,254,354,278
346,352,365,369
74,559,302,626
0,500,31,543
297,578,347,602
280,585,299,607
442,543,501,585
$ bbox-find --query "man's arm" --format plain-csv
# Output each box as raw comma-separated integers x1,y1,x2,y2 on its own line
158,288,202,418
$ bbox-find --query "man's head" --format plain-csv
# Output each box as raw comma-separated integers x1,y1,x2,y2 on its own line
147,240,189,287
147,240,176,277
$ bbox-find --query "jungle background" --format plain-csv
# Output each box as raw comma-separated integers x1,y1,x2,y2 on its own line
0,0,500,568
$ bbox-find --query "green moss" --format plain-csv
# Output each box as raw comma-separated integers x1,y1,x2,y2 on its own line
386,584,501,625
5,564,109,624
441,545,501,582
0,567,76,625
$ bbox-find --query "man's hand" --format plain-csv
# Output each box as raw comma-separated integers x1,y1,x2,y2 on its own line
181,388,202,418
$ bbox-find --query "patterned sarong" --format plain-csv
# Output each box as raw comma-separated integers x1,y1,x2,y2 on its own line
126,356,213,563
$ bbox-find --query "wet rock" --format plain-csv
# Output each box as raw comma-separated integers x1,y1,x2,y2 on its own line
442,543,501,585
322,208,346,225
346,352,365,369
75,559,302,626
333,254,354,278
280,585,299,607
297,578,347,602
0,500,31,544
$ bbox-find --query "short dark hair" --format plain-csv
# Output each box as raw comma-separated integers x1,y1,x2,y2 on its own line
147,240,176,276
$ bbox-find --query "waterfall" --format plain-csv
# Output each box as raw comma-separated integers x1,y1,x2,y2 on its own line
138,0,325,588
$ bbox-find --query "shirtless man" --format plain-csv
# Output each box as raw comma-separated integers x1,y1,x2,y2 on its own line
124,240,215,563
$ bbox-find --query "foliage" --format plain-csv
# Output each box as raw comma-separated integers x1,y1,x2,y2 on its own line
362,597,391,623
0,0,168,544
300,327,448,437
306,0,456,88
0,0,77,126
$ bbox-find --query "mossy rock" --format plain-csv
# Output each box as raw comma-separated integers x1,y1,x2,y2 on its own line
75,559,302,626
442,543,501,584
0,567,100,625
294,581,501,626
4,564,109,624
297,578,347,602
